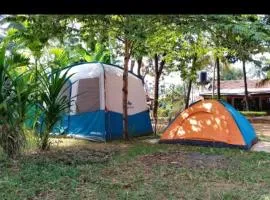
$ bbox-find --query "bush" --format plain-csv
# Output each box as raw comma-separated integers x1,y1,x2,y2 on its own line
158,108,169,117
0,124,25,158
0,44,32,158
37,67,73,150
240,111,268,117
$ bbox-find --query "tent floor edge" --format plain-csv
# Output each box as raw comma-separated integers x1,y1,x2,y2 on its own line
251,137,259,146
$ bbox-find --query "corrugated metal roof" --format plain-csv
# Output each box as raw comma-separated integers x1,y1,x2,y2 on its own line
200,79,270,96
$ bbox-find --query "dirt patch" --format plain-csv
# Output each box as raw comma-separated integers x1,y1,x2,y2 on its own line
252,141,270,153
137,152,229,169
20,138,132,166
49,138,130,151
25,148,117,165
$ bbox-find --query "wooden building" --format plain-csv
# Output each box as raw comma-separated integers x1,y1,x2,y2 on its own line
200,80,270,112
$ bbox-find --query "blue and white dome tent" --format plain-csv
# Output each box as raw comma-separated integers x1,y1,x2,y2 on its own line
52,62,153,141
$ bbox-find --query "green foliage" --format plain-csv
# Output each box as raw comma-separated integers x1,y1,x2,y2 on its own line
4,15,70,55
221,65,243,80
158,85,186,119
72,43,111,63
0,42,33,158
1,14,270,151
24,129,39,151
43,41,113,70
157,109,169,118
1,140,270,199
248,56,270,79
48,47,71,68
169,32,211,82
217,15,270,63
36,67,74,150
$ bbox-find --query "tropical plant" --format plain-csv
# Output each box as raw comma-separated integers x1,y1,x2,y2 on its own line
0,42,32,158
47,42,113,69
36,67,74,150
80,43,111,63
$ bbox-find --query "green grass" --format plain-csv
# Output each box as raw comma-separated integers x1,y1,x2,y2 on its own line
258,135,270,142
1,138,270,200
240,111,268,117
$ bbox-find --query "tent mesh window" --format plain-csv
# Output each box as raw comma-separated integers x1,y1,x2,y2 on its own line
76,77,100,113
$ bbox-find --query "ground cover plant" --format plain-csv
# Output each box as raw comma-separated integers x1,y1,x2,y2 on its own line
1,135,270,200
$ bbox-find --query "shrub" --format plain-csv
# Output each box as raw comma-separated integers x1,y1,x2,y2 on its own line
36,67,73,150
0,44,32,158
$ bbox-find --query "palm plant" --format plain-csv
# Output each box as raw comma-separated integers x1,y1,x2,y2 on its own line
47,42,113,70
68,42,112,64
36,66,74,150
0,42,32,158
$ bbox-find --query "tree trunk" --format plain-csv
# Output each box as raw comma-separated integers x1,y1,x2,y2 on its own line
130,59,135,73
152,54,166,136
212,62,216,99
137,57,143,83
123,40,131,140
243,60,249,111
137,57,142,78
34,58,39,129
185,79,192,109
153,54,159,136
216,57,221,100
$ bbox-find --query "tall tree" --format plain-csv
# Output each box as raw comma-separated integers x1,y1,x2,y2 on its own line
145,20,179,135
212,62,216,98
147,15,210,132
216,57,221,99
153,54,166,134
221,15,270,110
79,15,156,140
172,33,211,108
202,15,240,100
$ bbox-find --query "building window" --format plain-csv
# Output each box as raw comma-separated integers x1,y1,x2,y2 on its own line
234,98,244,111
249,97,260,111
227,98,232,105
261,96,270,112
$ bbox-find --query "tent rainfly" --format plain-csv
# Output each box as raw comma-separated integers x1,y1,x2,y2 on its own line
159,99,258,149
51,62,153,141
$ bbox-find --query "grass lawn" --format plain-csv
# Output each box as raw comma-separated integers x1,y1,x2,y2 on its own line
1,136,270,200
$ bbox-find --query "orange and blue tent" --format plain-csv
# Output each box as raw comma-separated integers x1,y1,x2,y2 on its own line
159,99,258,149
